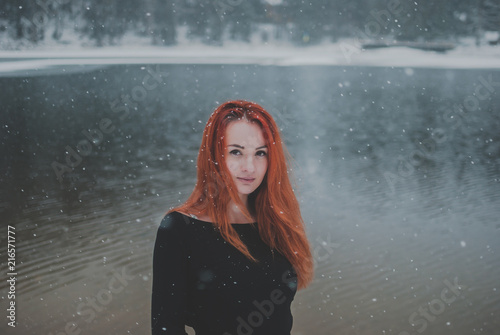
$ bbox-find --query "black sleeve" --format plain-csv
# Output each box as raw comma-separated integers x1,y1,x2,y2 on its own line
151,212,189,335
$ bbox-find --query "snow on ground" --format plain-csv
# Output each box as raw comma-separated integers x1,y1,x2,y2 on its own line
1,34,500,75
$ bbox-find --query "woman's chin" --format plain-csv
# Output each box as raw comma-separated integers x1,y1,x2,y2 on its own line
237,186,257,196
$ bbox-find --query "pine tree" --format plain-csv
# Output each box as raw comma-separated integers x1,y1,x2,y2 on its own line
151,0,177,45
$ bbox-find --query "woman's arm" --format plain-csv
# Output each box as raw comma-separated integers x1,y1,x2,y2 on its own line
151,212,189,335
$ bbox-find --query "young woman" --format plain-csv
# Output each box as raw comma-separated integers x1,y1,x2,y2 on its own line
151,100,314,335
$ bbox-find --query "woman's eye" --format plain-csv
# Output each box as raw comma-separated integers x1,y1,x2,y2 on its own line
256,150,267,157
230,149,241,156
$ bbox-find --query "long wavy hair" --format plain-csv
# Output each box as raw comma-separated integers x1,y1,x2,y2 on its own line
170,100,313,289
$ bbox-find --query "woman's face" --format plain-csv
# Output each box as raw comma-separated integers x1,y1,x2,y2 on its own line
224,120,268,198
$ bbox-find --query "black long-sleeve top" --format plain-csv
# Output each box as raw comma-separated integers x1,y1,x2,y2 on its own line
151,211,298,335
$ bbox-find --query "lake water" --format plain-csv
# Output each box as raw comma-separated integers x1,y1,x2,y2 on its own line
1,63,499,335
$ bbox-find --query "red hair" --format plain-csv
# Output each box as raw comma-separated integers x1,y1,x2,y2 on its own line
170,100,313,289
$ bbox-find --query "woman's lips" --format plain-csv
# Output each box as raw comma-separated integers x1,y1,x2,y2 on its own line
237,177,255,184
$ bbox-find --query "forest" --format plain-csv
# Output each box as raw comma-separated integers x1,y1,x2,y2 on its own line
1,0,499,48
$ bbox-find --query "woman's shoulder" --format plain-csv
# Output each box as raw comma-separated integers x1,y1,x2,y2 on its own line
159,210,212,230
156,211,195,243
157,211,215,246
159,211,190,229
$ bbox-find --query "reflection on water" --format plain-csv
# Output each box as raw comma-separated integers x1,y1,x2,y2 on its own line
1,64,499,334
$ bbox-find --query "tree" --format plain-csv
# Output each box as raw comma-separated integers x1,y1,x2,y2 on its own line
479,0,500,44
9,0,45,43
225,2,261,42
151,0,177,45
81,0,138,46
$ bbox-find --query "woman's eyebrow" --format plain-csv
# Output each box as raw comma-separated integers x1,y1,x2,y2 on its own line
228,144,267,150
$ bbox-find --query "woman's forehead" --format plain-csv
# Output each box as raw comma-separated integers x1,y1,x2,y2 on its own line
225,120,266,148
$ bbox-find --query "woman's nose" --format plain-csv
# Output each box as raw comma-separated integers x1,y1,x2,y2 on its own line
242,156,255,173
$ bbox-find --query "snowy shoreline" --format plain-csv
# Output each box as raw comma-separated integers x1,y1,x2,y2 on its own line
1,41,500,74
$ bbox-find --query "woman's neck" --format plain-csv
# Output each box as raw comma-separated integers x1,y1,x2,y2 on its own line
227,198,254,224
